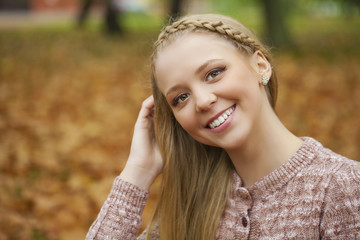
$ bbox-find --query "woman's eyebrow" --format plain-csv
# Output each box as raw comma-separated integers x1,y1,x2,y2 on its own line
166,85,182,97
195,59,223,75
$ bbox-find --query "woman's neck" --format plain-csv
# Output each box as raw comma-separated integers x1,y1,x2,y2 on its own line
226,103,303,188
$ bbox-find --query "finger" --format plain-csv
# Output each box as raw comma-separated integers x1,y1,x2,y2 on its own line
142,95,154,108
138,95,154,119
135,96,155,130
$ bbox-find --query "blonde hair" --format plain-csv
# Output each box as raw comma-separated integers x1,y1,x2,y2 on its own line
148,14,278,240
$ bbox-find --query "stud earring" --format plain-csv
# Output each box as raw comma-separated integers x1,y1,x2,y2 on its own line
261,75,270,85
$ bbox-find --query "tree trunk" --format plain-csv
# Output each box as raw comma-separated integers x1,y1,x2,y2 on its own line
77,0,95,27
77,0,122,34
261,0,292,48
169,0,184,22
104,0,122,34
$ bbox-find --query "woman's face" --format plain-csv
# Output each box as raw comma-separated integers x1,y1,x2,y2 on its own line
155,32,270,150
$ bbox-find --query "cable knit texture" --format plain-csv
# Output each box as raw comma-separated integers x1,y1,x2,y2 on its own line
85,137,360,239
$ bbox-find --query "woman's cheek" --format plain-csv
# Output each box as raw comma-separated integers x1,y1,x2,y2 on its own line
174,112,194,133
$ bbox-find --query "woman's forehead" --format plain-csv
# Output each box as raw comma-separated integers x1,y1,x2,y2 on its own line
155,32,236,65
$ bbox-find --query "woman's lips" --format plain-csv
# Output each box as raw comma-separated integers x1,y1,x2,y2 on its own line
207,105,236,129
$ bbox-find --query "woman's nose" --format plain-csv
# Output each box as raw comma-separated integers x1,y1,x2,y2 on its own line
195,91,217,112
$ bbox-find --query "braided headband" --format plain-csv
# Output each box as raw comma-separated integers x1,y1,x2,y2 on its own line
155,19,260,51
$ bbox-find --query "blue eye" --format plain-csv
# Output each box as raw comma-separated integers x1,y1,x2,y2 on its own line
173,93,189,106
206,66,226,81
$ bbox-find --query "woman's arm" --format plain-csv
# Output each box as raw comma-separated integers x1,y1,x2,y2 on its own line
86,96,163,239
85,177,150,239
320,162,360,239
120,96,163,190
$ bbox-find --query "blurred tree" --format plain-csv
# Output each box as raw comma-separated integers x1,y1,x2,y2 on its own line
169,0,185,22
77,0,122,34
260,0,292,48
104,0,122,33
0,0,29,10
78,0,94,26
343,0,360,18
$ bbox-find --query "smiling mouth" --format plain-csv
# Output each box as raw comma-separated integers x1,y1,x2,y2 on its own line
207,105,235,129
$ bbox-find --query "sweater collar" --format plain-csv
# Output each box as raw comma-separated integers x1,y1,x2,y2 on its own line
233,137,323,198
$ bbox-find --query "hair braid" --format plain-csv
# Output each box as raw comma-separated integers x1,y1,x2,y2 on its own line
155,19,260,52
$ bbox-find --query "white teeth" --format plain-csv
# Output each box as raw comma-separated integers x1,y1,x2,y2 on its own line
208,106,234,129
218,116,225,123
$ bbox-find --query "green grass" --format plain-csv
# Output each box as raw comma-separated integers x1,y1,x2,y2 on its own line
208,0,262,32
121,12,164,32
0,6,359,64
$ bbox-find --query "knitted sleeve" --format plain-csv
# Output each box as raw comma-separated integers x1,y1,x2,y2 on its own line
320,161,360,239
85,176,150,240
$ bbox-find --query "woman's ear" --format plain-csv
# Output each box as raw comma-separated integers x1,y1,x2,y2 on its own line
250,50,272,84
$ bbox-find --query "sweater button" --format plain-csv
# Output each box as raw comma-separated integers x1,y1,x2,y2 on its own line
242,217,248,227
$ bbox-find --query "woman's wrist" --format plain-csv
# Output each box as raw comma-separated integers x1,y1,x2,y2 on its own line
119,163,159,190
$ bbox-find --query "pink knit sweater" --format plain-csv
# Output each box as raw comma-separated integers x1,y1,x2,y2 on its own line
85,137,360,239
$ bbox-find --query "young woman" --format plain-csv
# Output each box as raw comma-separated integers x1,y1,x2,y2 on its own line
86,14,360,239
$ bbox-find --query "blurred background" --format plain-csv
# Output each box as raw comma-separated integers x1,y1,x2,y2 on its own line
0,0,359,239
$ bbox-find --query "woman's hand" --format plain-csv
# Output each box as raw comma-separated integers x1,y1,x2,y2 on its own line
120,96,163,190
